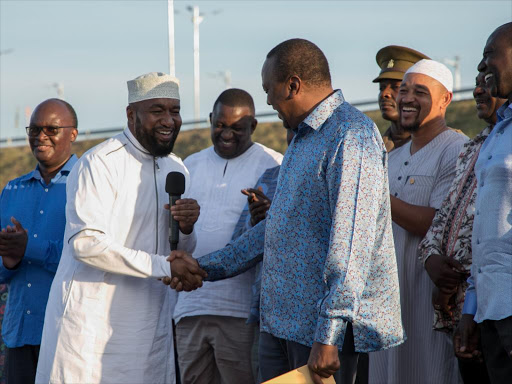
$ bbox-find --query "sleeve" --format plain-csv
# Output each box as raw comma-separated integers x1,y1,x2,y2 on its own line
72,230,171,278
0,187,19,282
462,274,477,315
429,138,466,209
0,264,17,283
23,236,63,273
198,219,266,281
314,125,387,346
66,155,171,279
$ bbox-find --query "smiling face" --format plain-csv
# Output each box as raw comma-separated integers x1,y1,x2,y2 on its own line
473,72,505,124
397,73,451,132
478,24,512,101
378,79,401,122
28,100,77,170
210,103,256,159
127,98,182,157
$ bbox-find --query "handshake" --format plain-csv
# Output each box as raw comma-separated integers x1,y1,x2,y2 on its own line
162,251,208,292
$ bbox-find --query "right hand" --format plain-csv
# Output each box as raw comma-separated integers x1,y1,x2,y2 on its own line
241,187,271,226
425,254,468,290
165,250,207,292
453,313,482,362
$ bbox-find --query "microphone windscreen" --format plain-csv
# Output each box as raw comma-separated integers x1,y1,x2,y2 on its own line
165,172,185,195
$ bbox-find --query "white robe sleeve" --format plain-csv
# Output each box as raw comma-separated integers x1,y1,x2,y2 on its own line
65,153,174,278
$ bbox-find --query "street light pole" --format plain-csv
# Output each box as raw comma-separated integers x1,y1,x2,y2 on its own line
191,5,203,123
167,0,176,77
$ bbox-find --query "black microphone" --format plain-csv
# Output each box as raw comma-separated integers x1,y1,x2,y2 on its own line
165,172,186,251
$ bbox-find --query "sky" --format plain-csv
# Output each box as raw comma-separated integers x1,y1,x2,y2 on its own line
0,0,510,140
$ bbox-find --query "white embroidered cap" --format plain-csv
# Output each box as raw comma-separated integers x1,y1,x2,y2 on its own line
404,59,453,92
127,72,180,103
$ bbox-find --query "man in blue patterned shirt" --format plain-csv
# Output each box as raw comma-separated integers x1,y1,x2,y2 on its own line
169,39,404,384
0,99,78,384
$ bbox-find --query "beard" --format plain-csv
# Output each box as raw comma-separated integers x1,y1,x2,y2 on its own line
399,103,422,133
134,115,178,157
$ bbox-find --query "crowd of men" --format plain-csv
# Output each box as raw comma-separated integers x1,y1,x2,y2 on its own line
0,21,510,384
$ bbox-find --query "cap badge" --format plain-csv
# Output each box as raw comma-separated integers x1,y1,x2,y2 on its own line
387,59,395,68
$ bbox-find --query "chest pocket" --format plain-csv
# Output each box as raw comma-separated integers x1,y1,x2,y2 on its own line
402,175,435,206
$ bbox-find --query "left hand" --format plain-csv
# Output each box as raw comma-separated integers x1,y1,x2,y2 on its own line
307,342,339,384
0,217,28,269
165,199,200,235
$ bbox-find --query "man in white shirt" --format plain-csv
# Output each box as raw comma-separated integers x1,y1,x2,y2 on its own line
36,72,202,384
173,88,283,384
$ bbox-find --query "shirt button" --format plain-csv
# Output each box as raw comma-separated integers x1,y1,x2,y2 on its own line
477,239,480,244
394,192,398,197
480,182,484,187
476,210,480,215
398,176,402,180
45,188,49,192
26,310,31,315
33,234,38,238
27,283,31,288
40,210,44,214
28,261,31,265
404,161,409,165
478,268,482,273
488,155,492,160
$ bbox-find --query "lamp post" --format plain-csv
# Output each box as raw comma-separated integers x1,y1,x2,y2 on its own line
187,5,203,124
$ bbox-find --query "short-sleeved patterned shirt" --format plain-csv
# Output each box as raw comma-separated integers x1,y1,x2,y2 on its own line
418,126,492,332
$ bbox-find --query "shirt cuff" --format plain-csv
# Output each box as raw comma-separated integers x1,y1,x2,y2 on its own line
314,316,347,346
462,289,477,315
23,236,47,265
153,253,172,278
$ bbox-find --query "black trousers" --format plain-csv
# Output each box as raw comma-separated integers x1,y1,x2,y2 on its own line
5,345,40,384
457,356,490,384
259,322,359,384
479,316,512,384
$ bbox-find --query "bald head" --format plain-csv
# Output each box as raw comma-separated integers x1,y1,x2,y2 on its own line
28,98,78,176
478,22,512,101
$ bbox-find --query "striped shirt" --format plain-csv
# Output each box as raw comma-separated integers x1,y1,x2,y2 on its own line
369,129,467,384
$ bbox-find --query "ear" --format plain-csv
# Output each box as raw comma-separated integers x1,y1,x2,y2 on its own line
440,91,453,110
251,118,258,134
209,112,213,125
287,75,301,100
126,105,135,129
70,128,78,143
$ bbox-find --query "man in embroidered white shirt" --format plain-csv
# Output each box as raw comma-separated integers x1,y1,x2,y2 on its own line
173,88,283,384
36,72,202,384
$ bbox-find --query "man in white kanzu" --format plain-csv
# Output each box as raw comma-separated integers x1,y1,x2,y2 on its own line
173,88,283,383
369,60,467,383
35,73,202,384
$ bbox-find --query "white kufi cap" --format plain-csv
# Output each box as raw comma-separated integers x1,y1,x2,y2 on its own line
127,72,180,103
404,59,453,92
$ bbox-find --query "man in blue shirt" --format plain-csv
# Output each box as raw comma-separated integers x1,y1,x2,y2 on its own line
457,22,512,383
168,39,404,384
0,99,78,384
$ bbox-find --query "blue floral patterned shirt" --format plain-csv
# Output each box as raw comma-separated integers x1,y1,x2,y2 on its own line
199,90,405,352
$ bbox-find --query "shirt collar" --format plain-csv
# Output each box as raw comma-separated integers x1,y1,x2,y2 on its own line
496,101,512,122
298,89,344,132
20,154,78,183
123,127,152,156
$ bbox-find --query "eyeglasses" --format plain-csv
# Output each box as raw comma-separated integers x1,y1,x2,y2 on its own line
25,125,76,137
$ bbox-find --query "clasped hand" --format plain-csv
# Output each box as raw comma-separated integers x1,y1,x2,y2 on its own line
0,217,28,269
164,198,200,235
162,250,207,292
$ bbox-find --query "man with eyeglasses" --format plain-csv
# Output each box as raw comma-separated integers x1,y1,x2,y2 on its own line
0,98,78,384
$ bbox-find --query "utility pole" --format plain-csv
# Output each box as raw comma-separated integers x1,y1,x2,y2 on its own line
188,5,203,123
443,56,461,100
167,0,176,76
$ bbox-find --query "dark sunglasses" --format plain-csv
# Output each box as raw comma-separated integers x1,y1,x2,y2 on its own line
25,125,76,137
